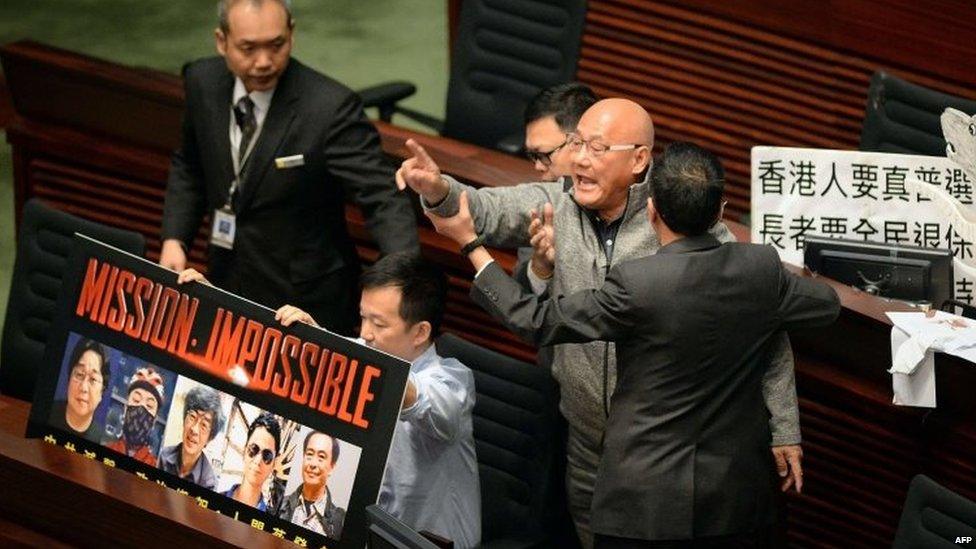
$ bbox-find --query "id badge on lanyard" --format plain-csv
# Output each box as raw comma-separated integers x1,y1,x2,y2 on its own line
210,200,237,249
210,126,259,250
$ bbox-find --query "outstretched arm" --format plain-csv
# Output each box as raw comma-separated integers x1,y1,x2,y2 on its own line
425,192,637,347
398,139,560,249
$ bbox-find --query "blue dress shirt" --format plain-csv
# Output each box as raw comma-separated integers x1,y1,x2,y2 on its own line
376,342,481,548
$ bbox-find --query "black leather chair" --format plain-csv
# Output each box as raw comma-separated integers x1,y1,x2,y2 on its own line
358,0,587,154
436,332,572,548
941,299,976,319
860,71,976,156
0,198,146,401
892,474,976,548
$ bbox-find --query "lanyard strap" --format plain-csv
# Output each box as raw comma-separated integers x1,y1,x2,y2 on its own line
225,116,263,211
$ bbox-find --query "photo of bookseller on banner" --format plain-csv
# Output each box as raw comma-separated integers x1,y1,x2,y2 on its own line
277,426,362,539
160,377,231,490
215,403,287,512
99,350,178,467
48,333,113,443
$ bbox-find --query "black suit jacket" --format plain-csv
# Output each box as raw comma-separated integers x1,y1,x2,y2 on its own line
472,234,840,540
162,57,418,333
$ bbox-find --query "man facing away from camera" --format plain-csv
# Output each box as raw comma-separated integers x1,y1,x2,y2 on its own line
426,141,840,548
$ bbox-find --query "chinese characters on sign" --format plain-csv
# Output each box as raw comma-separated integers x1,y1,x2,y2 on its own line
751,147,976,303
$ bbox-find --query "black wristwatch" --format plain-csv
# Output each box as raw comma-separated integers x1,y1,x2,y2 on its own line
460,235,486,255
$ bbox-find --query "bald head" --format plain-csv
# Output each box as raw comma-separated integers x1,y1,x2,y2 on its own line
570,98,656,221
578,98,655,149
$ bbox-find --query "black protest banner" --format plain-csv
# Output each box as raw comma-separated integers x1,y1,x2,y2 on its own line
28,235,409,548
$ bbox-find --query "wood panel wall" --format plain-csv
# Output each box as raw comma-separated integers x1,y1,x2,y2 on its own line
568,8,976,544
576,0,976,220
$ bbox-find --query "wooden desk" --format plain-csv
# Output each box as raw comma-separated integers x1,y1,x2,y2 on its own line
0,396,290,548
2,40,976,548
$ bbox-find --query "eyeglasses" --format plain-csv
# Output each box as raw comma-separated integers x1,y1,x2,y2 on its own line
70,369,103,388
566,133,642,157
525,137,569,167
246,443,276,465
185,410,213,431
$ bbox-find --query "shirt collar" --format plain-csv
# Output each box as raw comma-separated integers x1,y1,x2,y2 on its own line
159,444,180,468
657,233,722,255
160,443,205,480
300,487,331,517
350,337,436,374
232,77,275,122
410,343,439,373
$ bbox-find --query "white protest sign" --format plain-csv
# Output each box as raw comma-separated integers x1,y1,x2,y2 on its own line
750,147,976,302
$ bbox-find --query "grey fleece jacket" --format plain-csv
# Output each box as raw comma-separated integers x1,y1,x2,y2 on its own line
427,174,802,462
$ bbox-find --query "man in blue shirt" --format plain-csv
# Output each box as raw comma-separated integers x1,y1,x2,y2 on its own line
274,252,482,547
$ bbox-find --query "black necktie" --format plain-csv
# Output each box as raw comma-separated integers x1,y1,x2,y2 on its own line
233,95,257,167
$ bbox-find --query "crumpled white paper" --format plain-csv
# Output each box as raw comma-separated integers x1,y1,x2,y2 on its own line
886,311,976,407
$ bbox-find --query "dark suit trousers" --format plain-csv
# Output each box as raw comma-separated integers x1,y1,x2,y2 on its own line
293,265,360,337
212,258,360,337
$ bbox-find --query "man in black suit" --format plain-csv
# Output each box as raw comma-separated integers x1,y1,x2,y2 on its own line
426,142,841,547
160,0,418,335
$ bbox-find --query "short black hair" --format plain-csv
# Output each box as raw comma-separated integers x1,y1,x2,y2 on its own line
248,411,281,455
69,337,110,389
650,142,725,236
303,430,340,466
524,83,598,132
361,252,448,337
184,386,225,442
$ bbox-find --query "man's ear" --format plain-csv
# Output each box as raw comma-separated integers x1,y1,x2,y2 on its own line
632,145,652,176
215,28,227,56
412,321,432,348
647,197,658,225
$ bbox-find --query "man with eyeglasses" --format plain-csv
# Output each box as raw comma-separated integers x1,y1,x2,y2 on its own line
524,83,598,183
397,98,802,548
277,431,346,538
426,142,839,549
158,385,225,490
50,337,111,443
518,83,597,307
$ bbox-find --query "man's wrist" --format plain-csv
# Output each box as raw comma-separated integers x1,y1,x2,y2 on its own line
460,235,485,255
470,248,494,275
530,259,553,280
424,178,450,208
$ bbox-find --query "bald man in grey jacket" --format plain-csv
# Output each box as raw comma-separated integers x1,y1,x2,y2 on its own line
398,99,802,548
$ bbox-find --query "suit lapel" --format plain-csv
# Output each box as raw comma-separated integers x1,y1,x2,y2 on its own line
236,63,299,213
213,70,235,203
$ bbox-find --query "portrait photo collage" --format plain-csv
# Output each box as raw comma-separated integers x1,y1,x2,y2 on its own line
45,330,363,545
